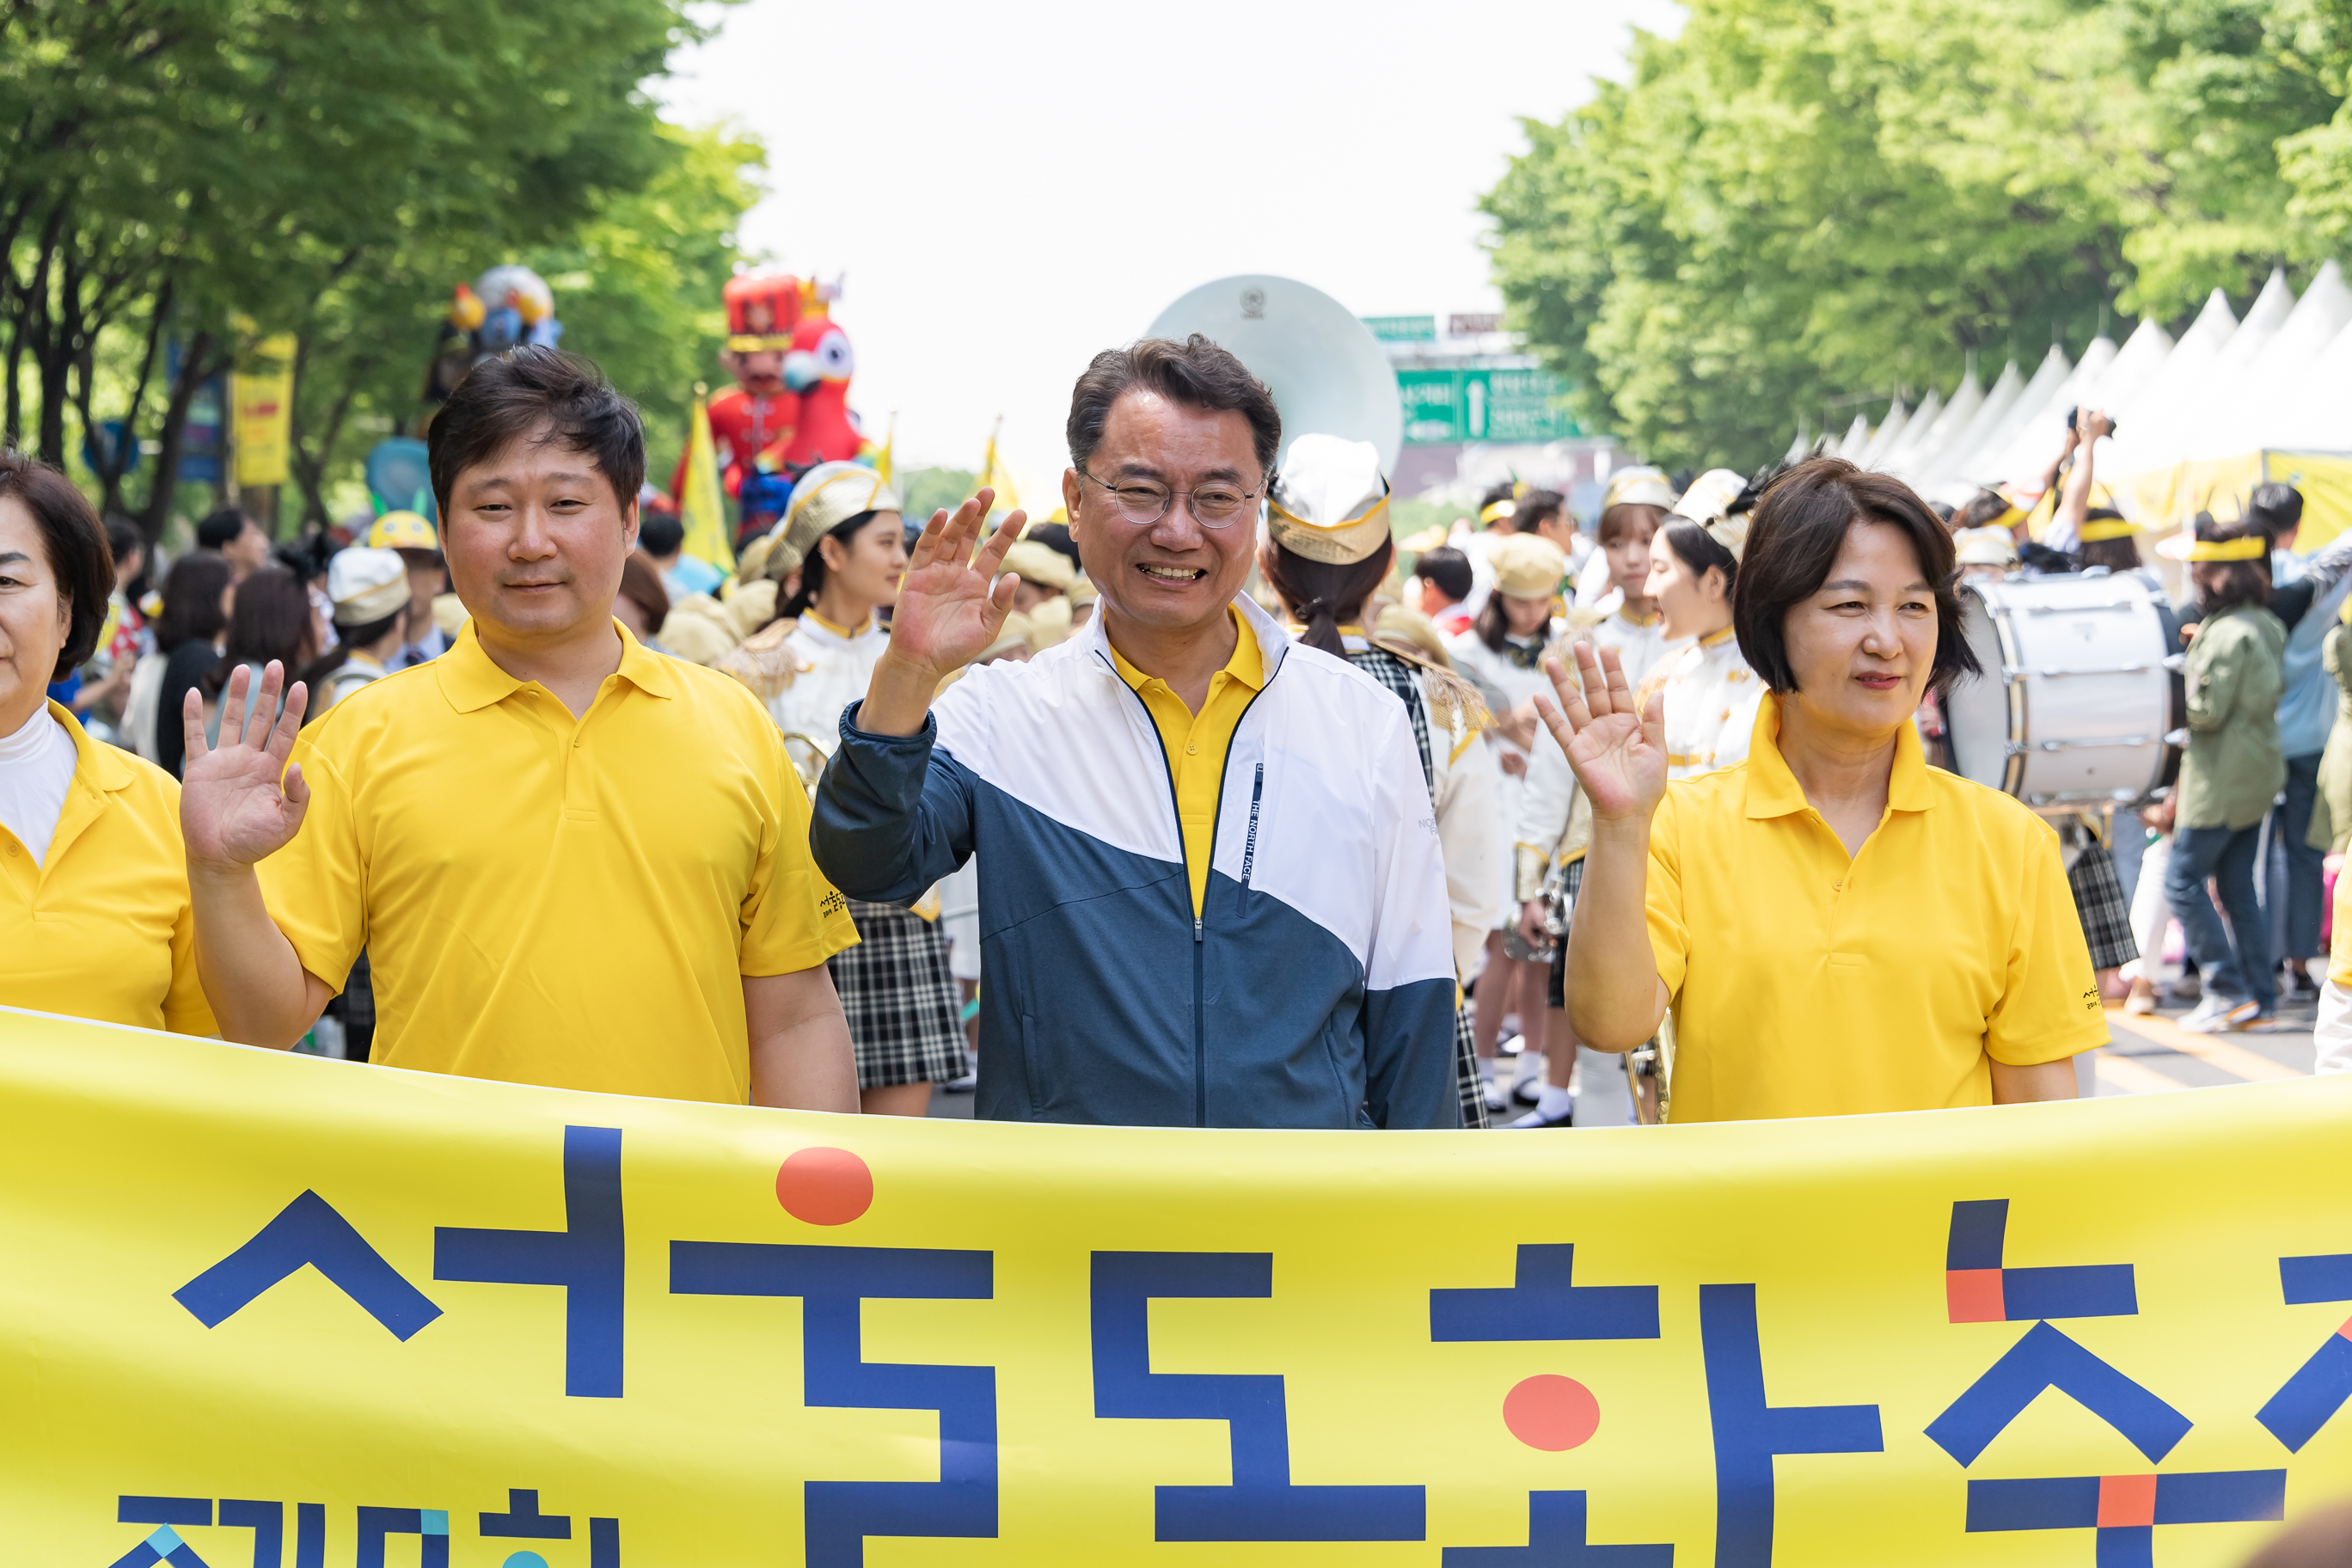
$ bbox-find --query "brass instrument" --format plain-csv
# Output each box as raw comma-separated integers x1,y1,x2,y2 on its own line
778,732,831,793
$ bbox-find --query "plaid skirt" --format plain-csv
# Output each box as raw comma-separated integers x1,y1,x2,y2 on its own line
1453,998,1491,1130
2068,843,2138,973
830,899,968,1090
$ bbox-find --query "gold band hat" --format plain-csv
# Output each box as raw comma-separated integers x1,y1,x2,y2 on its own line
764,462,902,578
1488,532,1568,599
1266,434,1393,567
1601,465,1675,513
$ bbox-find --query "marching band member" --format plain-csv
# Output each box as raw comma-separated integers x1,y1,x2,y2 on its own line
1448,534,1566,1107
1504,478,1743,1126
812,335,1461,1128
1257,433,1502,1128
750,462,968,1115
1544,456,2104,1122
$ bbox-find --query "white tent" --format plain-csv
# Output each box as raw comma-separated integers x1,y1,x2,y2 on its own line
1937,344,2073,493
2117,268,2292,481
2098,289,2239,487
1854,396,1910,469
1913,359,2024,490
2263,311,2352,451
1873,387,1943,475
1887,367,1984,484
1832,412,1871,457
1982,336,2120,488
2183,260,2352,462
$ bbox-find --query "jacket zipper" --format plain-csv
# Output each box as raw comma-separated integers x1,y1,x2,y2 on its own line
1099,644,1282,1129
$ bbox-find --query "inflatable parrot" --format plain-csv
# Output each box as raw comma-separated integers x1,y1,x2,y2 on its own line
673,269,874,542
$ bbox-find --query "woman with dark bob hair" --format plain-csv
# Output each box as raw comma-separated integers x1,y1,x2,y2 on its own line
1533,456,2106,1122
0,452,216,1035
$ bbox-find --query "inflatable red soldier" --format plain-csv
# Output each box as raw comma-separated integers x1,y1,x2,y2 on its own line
671,268,803,504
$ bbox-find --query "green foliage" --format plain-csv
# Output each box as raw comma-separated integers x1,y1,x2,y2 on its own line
1487,0,2351,471
897,468,982,524
1,0,761,535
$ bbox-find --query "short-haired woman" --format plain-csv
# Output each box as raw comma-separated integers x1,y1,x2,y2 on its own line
0,452,215,1035
2163,513,2289,1032
1540,456,2105,1121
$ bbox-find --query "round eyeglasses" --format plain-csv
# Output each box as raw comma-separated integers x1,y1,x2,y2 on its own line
1077,468,1265,529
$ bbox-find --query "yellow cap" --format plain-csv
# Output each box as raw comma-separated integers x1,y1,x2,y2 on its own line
366,511,439,554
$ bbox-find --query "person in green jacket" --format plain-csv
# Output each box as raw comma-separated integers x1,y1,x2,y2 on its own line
2309,602,2352,855
2165,513,2289,1032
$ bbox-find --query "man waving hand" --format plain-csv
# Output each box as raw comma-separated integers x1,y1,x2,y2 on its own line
812,334,1459,1128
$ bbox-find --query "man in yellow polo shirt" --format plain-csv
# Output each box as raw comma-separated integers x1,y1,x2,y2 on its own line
812,336,1461,1128
179,347,859,1109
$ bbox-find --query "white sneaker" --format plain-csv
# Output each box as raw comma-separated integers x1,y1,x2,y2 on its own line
1482,1081,1510,1112
2179,995,2260,1034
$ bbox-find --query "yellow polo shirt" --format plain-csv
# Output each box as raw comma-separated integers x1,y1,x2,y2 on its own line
1647,694,2104,1122
1108,609,1267,917
0,704,215,1035
257,622,857,1102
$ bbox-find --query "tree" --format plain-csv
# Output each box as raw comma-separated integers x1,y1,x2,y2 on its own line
3,0,721,538
1485,0,2347,469
280,120,765,528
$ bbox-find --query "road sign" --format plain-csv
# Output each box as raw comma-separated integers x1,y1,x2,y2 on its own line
1396,366,1580,444
1362,315,1436,342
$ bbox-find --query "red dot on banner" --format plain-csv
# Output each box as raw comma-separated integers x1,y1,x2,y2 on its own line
775,1147,873,1225
1503,1374,1601,1451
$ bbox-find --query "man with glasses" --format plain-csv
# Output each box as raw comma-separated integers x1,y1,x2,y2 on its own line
811,334,1461,1128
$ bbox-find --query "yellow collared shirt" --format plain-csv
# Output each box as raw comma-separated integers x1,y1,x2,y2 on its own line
1647,693,2104,1122
0,704,215,1035
1106,608,1267,917
257,622,857,1102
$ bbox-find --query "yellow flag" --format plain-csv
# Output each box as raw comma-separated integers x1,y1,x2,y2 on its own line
875,410,896,486
979,417,1019,514
679,383,734,573
230,334,297,488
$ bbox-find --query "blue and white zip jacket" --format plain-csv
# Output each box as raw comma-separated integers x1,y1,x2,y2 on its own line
811,595,1461,1129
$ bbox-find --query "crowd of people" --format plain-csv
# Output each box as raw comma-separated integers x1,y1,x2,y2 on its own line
2,336,2347,1143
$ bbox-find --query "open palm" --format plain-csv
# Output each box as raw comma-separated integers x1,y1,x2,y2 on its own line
180,660,311,870
887,488,1025,679
1534,643,1668,823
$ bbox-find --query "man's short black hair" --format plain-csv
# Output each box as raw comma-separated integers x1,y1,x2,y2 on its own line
429,346,646,522
1417,545,1473,602
1067,335,1280,481
1732,455,1981,698
1517,489,1566,531
0,451,118,678
196,506,254,551
636,507,684,559
2250,481,2305,535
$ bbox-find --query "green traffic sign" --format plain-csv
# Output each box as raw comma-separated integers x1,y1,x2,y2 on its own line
1396,366,1580,444
1362,315,1436,342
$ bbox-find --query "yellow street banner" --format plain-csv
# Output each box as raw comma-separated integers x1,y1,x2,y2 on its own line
6,1006,2352,1566
231,335,297,489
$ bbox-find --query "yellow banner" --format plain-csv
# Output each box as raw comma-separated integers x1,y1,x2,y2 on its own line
230,334,297,489
6,1004,2352,1565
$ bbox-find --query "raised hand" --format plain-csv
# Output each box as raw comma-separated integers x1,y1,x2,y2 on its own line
885,488,1025,683
180,660,311,872
1532,643,1667,823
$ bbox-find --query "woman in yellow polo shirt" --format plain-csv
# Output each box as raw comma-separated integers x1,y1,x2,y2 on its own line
1540,456,2104,1121
0,453,214,1037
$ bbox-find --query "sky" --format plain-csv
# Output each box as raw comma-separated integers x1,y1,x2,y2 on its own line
660,0,1683,506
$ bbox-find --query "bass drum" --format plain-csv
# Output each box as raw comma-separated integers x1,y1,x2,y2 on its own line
1945,573,2177,807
